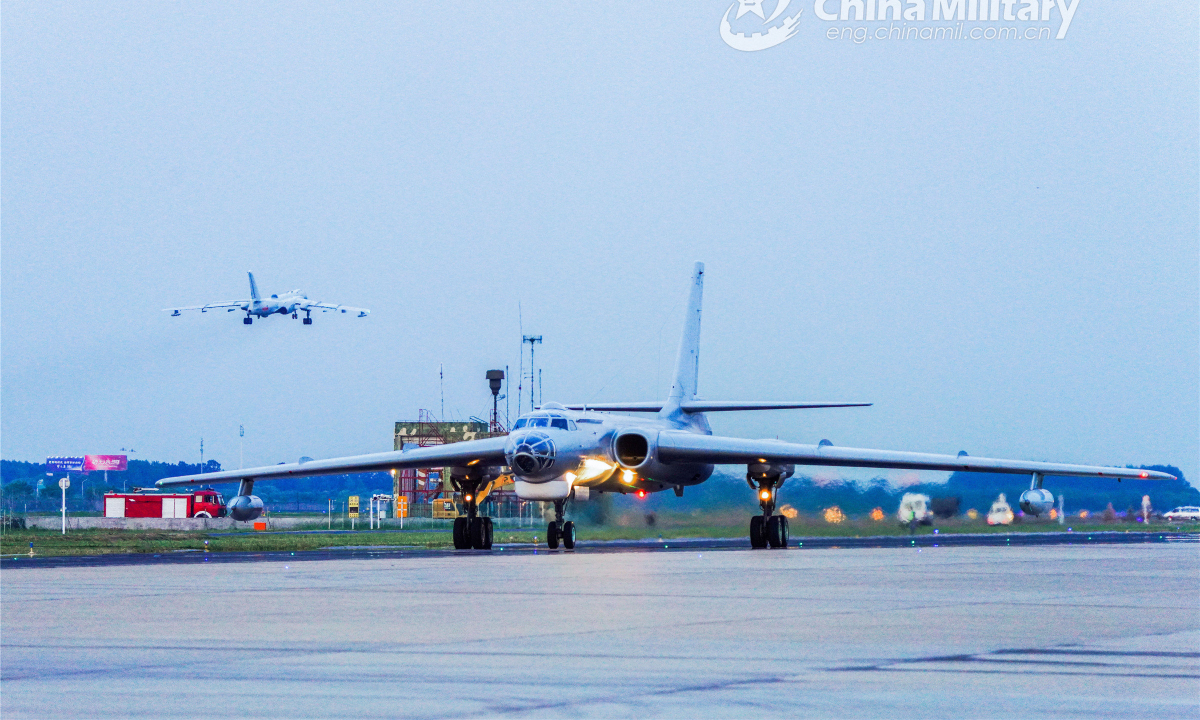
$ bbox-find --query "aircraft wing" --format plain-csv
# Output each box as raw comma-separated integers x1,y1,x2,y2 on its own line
299,301,371,317
156,436,509,489
164,301,249,315
561,401,872,413
655,432,1176,480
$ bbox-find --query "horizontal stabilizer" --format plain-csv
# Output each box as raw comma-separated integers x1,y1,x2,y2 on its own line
562,401,871,413
680,401,871,412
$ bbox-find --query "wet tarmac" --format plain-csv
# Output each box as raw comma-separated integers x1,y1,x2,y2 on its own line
2,530,1193,570
3,541,1196,718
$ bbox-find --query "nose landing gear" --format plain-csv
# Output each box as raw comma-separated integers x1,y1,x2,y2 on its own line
748,470,789,549
546,499,575,550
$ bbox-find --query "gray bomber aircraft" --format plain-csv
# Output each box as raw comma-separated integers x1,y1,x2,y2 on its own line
165,272,369,325
159,262,1174,550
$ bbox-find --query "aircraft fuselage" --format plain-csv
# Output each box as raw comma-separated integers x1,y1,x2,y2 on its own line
503,404,714,501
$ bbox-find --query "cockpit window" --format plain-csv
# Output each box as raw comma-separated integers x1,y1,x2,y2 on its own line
514,413,577,431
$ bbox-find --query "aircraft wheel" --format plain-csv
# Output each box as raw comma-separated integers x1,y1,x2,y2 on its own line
749,515,767,549
777,515,789,548
561,521,576,550
452,517,468,549
767,515,788,548
468,517,485,549
243,317,252,325
193,511,212,519
292,313,298,319
482,517,494,549
547,521,560,549
303,317,312,325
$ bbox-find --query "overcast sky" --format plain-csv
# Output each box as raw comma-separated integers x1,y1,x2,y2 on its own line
3,1,1196,487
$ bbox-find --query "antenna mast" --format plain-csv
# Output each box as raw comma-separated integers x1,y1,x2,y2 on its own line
522,335,542,410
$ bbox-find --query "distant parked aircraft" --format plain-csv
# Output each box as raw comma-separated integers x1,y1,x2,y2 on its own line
165,273,369,325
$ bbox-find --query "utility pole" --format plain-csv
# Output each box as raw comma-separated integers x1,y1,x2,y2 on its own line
200,438,204,474
523,335,542,410
239,425,245,470
439,364,445,421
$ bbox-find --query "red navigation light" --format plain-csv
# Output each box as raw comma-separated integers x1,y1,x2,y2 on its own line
635,489,647,499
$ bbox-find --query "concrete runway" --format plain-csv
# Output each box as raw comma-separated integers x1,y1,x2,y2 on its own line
3,544,1197,719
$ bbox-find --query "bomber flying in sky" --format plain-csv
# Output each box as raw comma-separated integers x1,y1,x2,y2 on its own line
164,272,369,325
159,263,1174,550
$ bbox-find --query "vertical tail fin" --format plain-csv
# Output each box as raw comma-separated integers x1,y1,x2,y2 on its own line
248,272,261,302
662,262,704,415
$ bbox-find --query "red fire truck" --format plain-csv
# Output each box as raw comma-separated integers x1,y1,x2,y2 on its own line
103,488,227,519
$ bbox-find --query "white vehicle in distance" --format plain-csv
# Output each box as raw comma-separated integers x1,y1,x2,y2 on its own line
1162,506,1200,521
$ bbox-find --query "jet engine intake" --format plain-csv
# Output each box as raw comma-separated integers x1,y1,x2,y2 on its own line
228,494,265,522
613,429,655,469
1019,488,1054,516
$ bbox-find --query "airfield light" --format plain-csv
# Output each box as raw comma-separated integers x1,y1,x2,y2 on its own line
823,506,846,524
622,470,635,484
870,507,886,521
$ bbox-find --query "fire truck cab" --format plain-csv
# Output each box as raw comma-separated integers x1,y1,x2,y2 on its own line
104,488,227,519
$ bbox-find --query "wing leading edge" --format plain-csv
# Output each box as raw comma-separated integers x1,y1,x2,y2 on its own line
655,432,1175,480
561,401,871,413
156,436,509,489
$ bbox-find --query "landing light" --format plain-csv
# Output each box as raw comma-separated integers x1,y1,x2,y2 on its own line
759,490,771,501
575,459,612,482
565,472,577,483
622,470,635,484
464,494,473,502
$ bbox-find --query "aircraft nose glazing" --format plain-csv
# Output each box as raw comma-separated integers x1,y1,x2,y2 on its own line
504,431,556,476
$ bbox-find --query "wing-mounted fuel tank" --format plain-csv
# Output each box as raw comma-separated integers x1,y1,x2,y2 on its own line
228,479,264,521
1019,488,1055,516
1019,472,1055,516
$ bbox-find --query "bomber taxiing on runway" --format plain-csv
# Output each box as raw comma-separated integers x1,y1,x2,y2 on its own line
159,263,1174,550
164,273,370,325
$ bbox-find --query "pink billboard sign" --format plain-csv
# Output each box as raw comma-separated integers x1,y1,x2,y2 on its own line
84,455,128,472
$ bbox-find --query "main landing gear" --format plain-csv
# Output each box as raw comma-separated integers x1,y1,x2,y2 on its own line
747,470,789,549
451,472,493,550
303,311,312,325
546,499,575,550
243,316,253,325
